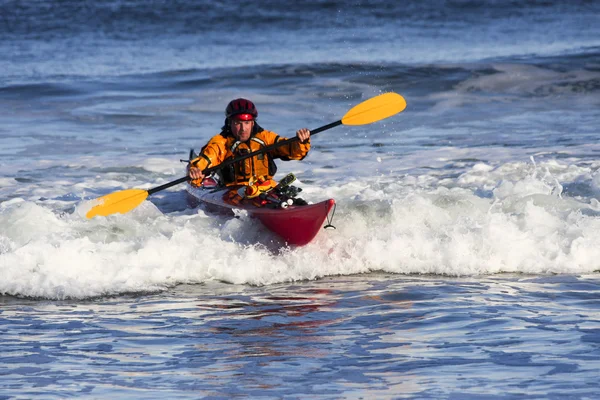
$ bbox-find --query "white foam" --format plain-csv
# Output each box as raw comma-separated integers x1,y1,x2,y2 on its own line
2,156,600,299
139,158,180,175
0,177,15,187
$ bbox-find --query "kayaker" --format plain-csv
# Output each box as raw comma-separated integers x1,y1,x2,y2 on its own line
187,98,311,187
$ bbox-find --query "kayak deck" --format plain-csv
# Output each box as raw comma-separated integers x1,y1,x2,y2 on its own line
186,183,335,246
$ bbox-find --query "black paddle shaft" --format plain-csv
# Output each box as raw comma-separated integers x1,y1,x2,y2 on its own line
147,120,342,195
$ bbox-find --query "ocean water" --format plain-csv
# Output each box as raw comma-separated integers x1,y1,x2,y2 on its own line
1,0,600,398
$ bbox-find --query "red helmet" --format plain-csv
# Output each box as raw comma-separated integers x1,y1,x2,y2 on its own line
225,98,258,120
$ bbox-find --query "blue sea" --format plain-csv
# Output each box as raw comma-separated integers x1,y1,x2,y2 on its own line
2,0,600,398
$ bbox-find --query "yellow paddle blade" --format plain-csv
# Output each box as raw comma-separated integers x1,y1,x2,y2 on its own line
341,92,407,126
86,189,149,219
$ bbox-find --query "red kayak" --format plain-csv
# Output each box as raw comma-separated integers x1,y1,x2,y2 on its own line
185,179,335,246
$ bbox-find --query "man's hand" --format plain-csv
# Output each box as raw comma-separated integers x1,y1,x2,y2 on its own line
188,165,205,187
296,128,310,143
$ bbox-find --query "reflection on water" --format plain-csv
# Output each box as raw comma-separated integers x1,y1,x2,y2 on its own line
3,274,599,398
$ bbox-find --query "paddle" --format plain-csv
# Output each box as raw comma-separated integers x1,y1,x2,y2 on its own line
85,92,407,219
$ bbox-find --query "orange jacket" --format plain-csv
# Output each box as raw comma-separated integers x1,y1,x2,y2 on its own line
190,129,310,185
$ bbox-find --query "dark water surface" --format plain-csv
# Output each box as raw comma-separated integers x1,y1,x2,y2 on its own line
3,274,600,398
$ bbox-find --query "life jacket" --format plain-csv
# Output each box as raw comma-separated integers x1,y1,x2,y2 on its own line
191,125,310,186
219,134,279,184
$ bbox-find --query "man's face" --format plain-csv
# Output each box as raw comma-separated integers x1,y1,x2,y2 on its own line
230,118,254,142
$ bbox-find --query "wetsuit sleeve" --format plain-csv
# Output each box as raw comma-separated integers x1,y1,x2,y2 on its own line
189,135,229,171
263,130,311,161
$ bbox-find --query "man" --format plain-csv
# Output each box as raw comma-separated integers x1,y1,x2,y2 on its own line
188,98,311,187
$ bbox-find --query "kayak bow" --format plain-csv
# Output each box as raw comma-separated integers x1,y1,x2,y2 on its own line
186,182,335,246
